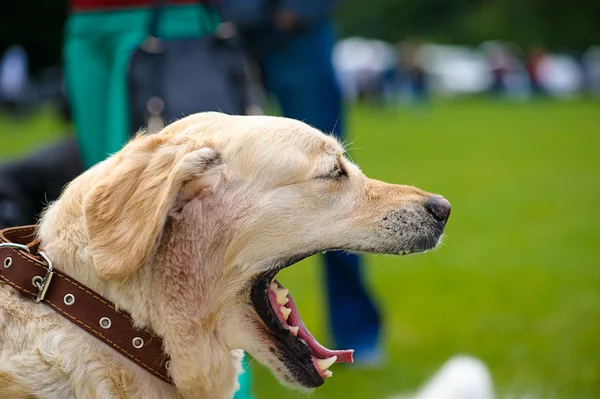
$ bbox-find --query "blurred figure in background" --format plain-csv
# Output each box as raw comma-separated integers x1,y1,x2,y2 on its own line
398,38,429,105
0,45,29,117
221,0,383,363
582,46,600,98
527,45,548,96
487,44,510,96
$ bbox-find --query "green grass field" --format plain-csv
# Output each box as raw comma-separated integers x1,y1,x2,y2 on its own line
1,99,599,398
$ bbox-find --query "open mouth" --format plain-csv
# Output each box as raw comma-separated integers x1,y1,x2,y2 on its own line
250,257,354,388
248,219,445,387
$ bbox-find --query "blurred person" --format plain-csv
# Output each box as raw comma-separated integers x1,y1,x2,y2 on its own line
0,45,29,116
63,0,254,397
582,46,600,97
501,42,529,99
486,44,510,96
527,45,548,96
398,38,429,105
221,0,383,364
381,64,400,105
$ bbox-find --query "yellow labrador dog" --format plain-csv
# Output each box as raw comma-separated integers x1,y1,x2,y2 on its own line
0,112,450,398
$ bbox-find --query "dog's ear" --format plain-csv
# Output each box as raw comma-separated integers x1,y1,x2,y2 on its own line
83,140,221,279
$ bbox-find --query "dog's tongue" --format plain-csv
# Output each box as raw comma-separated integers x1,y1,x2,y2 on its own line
269,281,353,363
286,295,354,363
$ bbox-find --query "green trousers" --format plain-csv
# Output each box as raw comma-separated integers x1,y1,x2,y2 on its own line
63,6,255,399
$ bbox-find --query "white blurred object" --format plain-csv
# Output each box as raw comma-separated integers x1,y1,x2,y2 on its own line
388,355,495,399
333,36,397,100
538,54,584,97
414,356,494,399
333,36,396,74
421,45,491,94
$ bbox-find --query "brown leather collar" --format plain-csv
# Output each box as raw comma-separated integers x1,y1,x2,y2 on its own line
0,225,172,384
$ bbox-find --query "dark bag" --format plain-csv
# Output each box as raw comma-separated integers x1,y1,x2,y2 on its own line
0,138,83,228
128,0,252,135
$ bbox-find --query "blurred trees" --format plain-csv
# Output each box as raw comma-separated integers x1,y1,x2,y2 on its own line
336,0,600,51
1,0,599,72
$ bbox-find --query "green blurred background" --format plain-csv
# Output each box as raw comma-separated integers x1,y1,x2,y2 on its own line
2,99,598,398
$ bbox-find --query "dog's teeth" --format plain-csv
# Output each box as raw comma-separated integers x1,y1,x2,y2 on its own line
288,326,299,336
280,306,291,320
316,356,337,371
269,282,278,291
323,370,333,378
276,288,289,305
278,296,290,306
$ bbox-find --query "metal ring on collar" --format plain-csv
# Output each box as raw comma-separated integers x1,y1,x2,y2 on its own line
132,337,144,349
64,293,75,306
0,242,31,253
99,317,112,329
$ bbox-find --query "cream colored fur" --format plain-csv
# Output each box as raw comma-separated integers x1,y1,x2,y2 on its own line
0,112,440,398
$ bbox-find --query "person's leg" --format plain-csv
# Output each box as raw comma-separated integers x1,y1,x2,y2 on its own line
63,14,110,168
103,10,147,156
260,24,342,133
322,251,381,357
235,357,254,399
261,21,382,360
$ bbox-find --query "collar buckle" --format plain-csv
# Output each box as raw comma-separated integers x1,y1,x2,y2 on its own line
33,251,54,303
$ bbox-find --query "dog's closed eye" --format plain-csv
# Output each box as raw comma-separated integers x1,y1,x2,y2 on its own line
317,162,348,180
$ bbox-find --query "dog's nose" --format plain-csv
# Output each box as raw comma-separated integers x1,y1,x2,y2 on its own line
424,196,451,222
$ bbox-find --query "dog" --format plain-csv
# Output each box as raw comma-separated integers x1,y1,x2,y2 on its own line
0,112,450,398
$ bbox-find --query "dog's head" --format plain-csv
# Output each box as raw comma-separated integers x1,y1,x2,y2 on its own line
64,112,449,392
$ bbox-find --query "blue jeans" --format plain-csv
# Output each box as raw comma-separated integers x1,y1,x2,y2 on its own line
257,21,382,354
